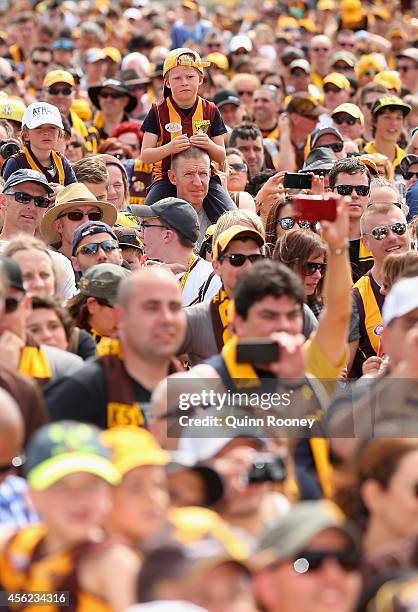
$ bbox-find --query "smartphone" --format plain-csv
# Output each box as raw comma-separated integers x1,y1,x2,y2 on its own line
236,340,280,364
291,194,338,222
283,172,312,190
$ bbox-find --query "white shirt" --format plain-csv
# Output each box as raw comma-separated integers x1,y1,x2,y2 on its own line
177,256,221,307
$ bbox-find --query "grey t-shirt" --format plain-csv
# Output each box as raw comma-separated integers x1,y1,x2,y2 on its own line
197,208,211,250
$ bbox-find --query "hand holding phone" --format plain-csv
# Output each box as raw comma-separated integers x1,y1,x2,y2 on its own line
283,172,312,190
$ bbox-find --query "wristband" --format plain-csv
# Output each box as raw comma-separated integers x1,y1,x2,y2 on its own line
327,244,348,256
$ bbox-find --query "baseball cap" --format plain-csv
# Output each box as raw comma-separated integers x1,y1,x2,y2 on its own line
213,89,240,109
286,92,326,118
207,52,228,71
72,221,118,256
52,39,75,51
85,48,107,64
331,51,356,68
131,197,200,244
163,48,210,78
213,225,264,260
0,97,26,123
382,277,418,326
311,126,343,147
256,500,360,569
24,421,121,491
4,169,54,194
356,54,384,79
374,70,401,93
103,47,122,63
114,227,144,251
372,95,411,117
289,59,311,74
43,69,75,89
400,154,418,178
301,147,337,173
79,263,131,306
396,48,418,65
323,72,351,90
0,256,25,292
317,0,335,9
331,102,364,125
229,35,252,53
22,102,64,130
101,426,170,476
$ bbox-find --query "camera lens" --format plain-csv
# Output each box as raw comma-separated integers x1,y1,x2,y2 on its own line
0,142,19,158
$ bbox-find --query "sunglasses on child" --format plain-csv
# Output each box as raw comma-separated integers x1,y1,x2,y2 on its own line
334,184,370,196
76,240,119,256
293,549,361,573
363,222,407,241
48,86,72,96
302,262,326,276
279,217,311,230
333,115,357,126
58,210,103,222
219,253,264,267
5,191,50,208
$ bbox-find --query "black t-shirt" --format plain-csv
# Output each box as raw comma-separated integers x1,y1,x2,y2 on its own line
44,359,152,429
141,104,226,138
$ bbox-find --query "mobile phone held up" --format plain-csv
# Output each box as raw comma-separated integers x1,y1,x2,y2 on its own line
291,194,338,223
283,172,312,190
236,340,280,364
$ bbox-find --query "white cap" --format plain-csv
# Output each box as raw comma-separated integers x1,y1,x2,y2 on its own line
229,35,253,53
382,276,418,326
22,102,64,130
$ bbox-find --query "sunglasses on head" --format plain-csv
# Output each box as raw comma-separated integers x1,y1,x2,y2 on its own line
67,140,82,149
219,253,264,267
404,171,418,180
76,239,119,256
333,115,357,126
5,191,50,208
48,86,72,96
58,210,103,222
293,549,361,573
229,162,247,172
279,217,311,230
5,294,25,314
302,261,326,276
319,141,344,153
32,59,49,67
99,91,126,99
334,184,370,196
363,222,407,241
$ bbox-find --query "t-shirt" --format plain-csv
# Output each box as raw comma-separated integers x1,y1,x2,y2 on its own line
141,104,226,139
197,208,212,249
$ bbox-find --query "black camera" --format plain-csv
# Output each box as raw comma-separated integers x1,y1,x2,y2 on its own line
247,453,286,484
0,140,19,159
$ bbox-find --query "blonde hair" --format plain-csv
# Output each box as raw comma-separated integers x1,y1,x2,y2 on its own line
3,234,58,293
212,210,265,250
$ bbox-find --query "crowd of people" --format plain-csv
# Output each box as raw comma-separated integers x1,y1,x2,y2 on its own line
1,0,418,610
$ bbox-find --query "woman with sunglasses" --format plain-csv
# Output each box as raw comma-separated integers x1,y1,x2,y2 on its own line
273,229,326,318
265,195,316,256
225,148,256,212
65,129,87,164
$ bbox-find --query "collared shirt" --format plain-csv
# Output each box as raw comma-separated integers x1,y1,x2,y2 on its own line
0,475,39,528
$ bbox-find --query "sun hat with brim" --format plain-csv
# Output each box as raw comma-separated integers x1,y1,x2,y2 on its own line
102,426,170,476
121,68,151,87
88,79,137,113
40,182,117,245
372,95,411,117
213,225,265,260
301,147,337,173
24,421,121,491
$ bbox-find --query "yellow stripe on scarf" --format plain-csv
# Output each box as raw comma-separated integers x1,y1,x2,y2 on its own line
19,346,51,380
310,438,333,498
22,145,65,185
221,335,260,388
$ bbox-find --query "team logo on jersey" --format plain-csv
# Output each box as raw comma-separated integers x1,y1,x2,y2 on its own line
194,119,210,134
133,180,145,192
165,122,182,133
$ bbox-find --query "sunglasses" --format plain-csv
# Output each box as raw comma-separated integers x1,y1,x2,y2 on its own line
324,85,342,94
338,41,356,49
334,184,370,197
0,455,24,474
67,141,82,149
99,91,126,99
32,59,49,67
58,210,103,222
313,47,330,52
48,86,72,96
279,217,311,230
229,162,247,172
5,191,50,208
293,550,361,573
319,141,344,153
219,253,264,266
207,42,222,49
363,222,407,241
302,261,326,276
404,171,418,180
76,239,119,256
333,115,357,126
5,294,25,314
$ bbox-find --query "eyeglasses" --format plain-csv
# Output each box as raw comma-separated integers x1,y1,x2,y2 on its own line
302,261,326,276
219,253,264,266
99,91,126,99
363,222,407,241
404,171,418,180
32,59,49,67
76,239,120,256
0,455,24,474
229,162,247,172
293,550,361,573
5,294,25,314
5,191,51,208
58,210,103,222
67,141,82,149
333,115,357,126
324,85,342,94
334,184,370,197
47,86,72,96
237,90,253,97
279,217,311,230
140,222,168,232
319,141,344,153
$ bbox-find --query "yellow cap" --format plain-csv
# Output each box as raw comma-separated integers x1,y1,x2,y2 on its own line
317,0,335,9
323,72,351,90
103,46,122,63
277,15,299,29
331,102,364,125
213,225,265,260
373,7,390,20
388,28,406,39
356,54,384,78
0,97,26,123
374,70,401,94
70,99,92,122
114,211,140,227
163,47,210,78
43,69,75,89
101,427,169,476
207,52,229,71
298,19,316,32
182,0,199,9
372,95,411,117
